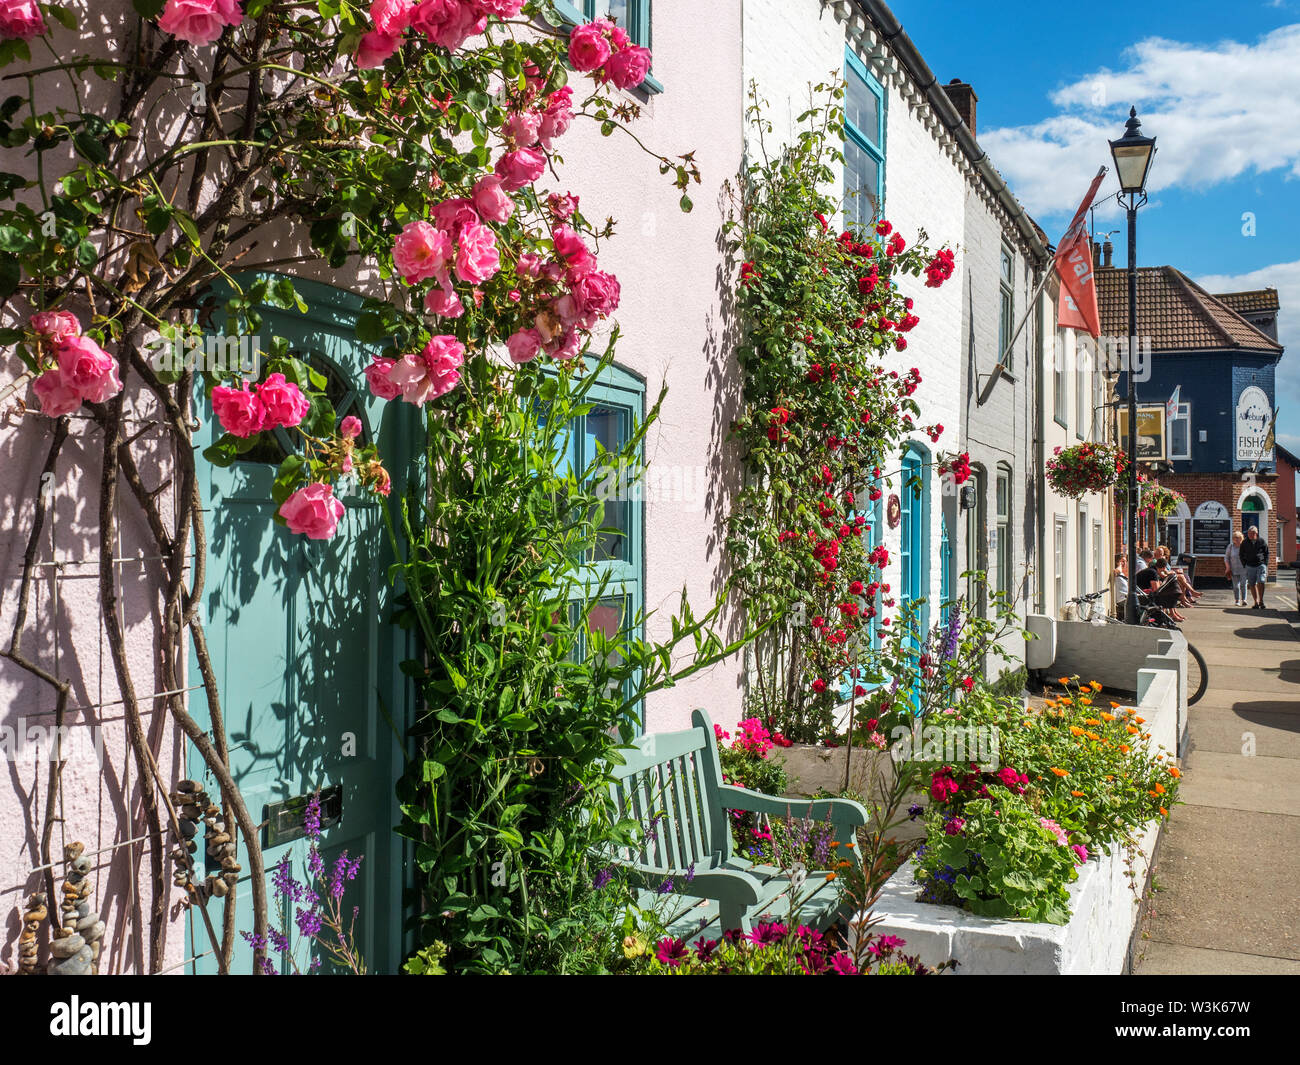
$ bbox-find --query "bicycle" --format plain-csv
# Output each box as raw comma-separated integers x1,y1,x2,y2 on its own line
1065,590,1208,707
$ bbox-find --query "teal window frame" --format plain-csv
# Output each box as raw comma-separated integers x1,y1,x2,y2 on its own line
552,0,661,94
550,362,648,729
843,48,886,234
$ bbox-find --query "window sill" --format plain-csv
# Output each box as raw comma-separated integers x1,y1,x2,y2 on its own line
1053,415,1068,430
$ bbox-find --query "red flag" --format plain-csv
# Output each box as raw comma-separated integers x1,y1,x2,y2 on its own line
1055,167,1106,338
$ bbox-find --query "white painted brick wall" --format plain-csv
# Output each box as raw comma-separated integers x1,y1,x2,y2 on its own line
744,0,972,617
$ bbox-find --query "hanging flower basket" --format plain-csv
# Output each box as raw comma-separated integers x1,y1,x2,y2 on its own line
1045,443,1128,500
1140,482,1185,518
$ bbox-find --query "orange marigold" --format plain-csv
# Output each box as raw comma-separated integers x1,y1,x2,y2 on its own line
1071,790,1085,798
1159,807,1169,817
1169,767,1181,778
1050,767,1069,777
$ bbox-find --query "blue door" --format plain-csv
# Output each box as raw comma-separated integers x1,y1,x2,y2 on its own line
187,278,415,973
899,446,930,639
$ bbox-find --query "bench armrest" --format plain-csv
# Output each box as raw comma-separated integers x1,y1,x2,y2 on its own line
716,786,868,823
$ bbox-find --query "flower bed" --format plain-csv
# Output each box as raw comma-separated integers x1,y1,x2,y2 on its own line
856,662,1181,974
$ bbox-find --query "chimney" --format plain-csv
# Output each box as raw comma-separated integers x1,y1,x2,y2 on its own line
942,78,978,138
1102,240,1113,267
1093,241,1102,265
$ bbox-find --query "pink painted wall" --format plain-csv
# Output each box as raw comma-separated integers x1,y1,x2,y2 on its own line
551,1,747,735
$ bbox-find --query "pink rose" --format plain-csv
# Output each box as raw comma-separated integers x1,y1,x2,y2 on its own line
605,44,651,90
547,192,578,221
340,415,363,439
386,353,431,405
431,196,479,236
30,310,80,341
422,335,464,398
493,147,547,192
54,335,120,402
567,21,611,72
424,284,465,318
471,175,514,224
210,382,264,437
0,0,44,39
393,221,452,284
356,30,401,68
370,0,413,34
551,224,596,277
539,87,574,150
454,222,500,284
516,252,542,279
157,0,244,47
547,329,582,361
387,336,464,405
570,270,620,317
504,110,541,148
410,0,485,50
365,356,402,401
279,482,345,541
472,0,523,15
505,328,541,364
32,370,82,418
257,372,310,429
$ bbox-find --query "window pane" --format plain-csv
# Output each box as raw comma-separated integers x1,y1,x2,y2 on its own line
1001,248,1013,283
1170,407,1189,458
996,473,1008,518
846,67,880,146
843,137,879,233
585,405,630,562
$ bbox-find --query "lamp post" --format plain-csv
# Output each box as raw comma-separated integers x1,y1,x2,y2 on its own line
1110,107,1157,623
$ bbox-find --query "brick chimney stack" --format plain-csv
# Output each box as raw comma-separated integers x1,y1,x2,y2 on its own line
942,78,978,137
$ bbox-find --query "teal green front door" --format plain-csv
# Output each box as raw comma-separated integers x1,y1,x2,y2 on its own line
899,446,930,638
187,278,414,974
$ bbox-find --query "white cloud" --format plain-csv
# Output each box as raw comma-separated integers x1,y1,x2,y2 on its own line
980,25,1300,218
1195,260,1299,450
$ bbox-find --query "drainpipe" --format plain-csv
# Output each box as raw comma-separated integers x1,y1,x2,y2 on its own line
1034,270,1047,613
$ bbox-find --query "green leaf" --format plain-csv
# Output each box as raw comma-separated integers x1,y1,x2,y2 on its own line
132,0,166,16
356,312,385,344
422,760,446,783
71,131,108,165
0,224,26,252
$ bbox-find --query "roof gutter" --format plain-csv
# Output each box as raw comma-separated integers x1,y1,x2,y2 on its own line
853,0,1050,265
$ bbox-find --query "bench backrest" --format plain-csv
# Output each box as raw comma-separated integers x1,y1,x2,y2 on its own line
607,708,731,870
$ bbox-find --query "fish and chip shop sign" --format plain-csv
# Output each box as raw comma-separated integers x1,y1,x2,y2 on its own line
1235,385,1274,463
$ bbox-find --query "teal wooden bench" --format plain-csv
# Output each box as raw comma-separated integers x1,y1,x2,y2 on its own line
605,709,869,941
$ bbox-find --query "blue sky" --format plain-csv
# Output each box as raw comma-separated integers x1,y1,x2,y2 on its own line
890,0,1300,453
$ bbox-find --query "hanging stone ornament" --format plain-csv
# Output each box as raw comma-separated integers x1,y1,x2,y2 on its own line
170,779,239,904
48,843,96,975
17,892,47,975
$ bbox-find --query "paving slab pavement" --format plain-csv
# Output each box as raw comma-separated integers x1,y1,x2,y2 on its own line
1134,582,1300,975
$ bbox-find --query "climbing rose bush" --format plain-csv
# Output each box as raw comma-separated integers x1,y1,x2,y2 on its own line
725,85,953,742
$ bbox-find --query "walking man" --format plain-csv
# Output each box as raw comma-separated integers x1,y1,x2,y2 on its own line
1239,525,1269,610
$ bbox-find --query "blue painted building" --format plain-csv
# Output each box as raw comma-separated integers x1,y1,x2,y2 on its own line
1100,266,1285,568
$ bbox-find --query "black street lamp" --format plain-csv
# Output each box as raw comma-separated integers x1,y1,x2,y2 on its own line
1110,107,1157,623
